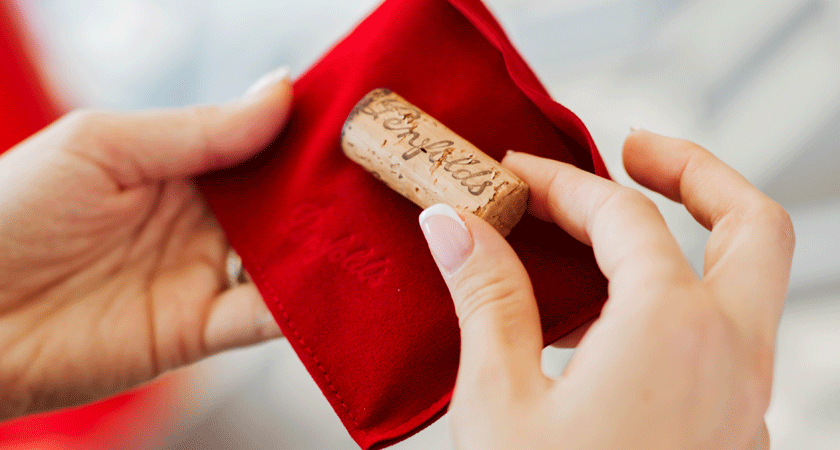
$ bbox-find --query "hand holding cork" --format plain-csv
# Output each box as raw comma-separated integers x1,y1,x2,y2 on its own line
341,89,529,236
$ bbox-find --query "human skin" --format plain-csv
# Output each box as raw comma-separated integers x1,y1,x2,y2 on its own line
0,67,291,419
419,132,794,449
0,59,793,448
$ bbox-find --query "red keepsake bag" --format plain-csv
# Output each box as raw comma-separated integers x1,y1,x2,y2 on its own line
197,0,610,448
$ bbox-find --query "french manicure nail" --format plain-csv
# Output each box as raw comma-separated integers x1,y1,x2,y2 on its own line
419,204,474,274
245,65,290,97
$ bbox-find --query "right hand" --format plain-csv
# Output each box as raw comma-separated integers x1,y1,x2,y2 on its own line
418,130,794,449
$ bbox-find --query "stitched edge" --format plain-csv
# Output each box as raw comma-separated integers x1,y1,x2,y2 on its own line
245,249,364,434
356,294,608,450
246,240,605,447
236,1,612,444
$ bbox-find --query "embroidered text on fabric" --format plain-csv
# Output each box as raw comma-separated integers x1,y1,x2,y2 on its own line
284,203,389,287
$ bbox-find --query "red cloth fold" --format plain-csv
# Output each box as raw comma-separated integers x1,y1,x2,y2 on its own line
198,0,609,448
0,2,56,151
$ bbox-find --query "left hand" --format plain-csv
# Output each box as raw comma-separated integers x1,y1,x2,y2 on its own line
0,67,292,419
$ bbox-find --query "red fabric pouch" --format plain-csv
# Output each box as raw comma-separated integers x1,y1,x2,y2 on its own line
197,0,610,448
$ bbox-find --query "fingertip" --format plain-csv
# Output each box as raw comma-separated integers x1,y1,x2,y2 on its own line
501,152,560,223
621,128,650,166
500,148,532,167
244,65,291,98
622,129,686,203
242,73,294,131
621,128,648,179
266,77,295,130
425,207,545,381
240,64,294,123
458,209,519,258
214,72,294,163
419,204,474,275
499,151,543,190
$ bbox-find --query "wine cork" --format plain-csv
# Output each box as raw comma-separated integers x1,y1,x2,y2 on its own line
341,88,529,237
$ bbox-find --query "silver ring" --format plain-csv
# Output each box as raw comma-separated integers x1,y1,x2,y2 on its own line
225,248,246,288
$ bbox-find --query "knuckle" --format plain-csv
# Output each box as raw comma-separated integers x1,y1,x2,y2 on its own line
680,147,716,187
594,186,658,222
545,162,571,201
731,197,795,256
185,104,221,130
753,200,795,251
60,109,104,135
186,104,220,125
56,109,111,148
452,271,526,329
586,187,662,244
183,105,222,162
674,137,709,157
609,186,656,211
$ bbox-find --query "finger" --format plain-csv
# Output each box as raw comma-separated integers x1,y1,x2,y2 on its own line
418,204,546,396
59,66,293,189
623,130,794,337
203,283,283,356
501,151,696,292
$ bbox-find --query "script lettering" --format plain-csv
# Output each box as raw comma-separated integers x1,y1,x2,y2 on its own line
363,97,497,196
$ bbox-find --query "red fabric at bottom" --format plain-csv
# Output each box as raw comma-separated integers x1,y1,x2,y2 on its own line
199,0,610,448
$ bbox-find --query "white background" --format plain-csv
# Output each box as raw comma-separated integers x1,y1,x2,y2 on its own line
18,0,840,448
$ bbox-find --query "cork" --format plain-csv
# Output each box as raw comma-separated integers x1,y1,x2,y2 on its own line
340,89,529,237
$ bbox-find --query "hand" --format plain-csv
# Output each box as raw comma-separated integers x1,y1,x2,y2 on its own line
418,131,794,449
0,67,292,419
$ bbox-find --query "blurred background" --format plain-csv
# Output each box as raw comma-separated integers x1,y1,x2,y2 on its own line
3,0,839,448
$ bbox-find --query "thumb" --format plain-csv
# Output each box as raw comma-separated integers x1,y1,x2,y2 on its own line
57,65,293,188
419,204,545,393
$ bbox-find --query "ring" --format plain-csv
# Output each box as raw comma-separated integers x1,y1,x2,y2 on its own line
225,248,247,288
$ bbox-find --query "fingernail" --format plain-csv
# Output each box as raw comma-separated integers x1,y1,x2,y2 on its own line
629,123,645,132
245,65,290,97
419,204,473,274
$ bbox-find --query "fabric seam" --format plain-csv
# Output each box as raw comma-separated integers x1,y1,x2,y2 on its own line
240,0,611,445
250,231,606,445
246,249,365,434
372,294,606,446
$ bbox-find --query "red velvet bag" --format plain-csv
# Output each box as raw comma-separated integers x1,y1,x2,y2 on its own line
197,0,610,448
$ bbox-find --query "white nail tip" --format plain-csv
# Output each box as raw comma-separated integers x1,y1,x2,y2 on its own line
245,65,290,97
419,204,467,231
